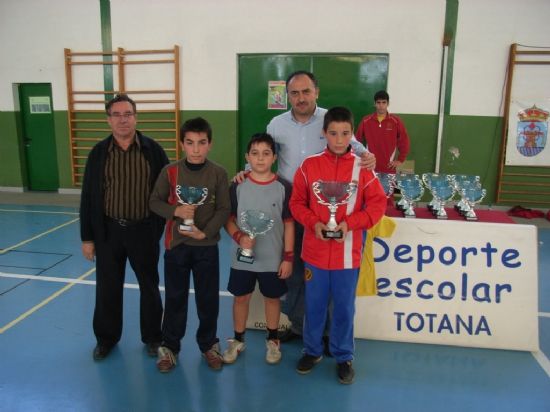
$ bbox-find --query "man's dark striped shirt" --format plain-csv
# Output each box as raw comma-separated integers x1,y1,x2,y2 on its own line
104,136,151,220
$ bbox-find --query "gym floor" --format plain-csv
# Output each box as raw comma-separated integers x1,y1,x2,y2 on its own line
0,193,548,412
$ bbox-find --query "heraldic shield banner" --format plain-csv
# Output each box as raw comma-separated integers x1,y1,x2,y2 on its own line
506,101,550,166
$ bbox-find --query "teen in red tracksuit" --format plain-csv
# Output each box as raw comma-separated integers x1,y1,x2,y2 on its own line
290,106,386,384
355,90,410,174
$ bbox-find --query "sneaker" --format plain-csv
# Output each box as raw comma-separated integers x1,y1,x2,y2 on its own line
222,338,245,364
156,346,177,373
279,328,301,343
265,339,282,364
92,344,113,361
203,343,223,370
296,354,322,374
337,361,355,384
145,341,161,357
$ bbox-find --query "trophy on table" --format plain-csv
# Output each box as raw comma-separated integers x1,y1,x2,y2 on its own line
175,185,209,231
312,180,357,239
452,175,480,215
430,177,456,219
461,186,487,221
422,173,451,214
378,173,396,199
237,210,274,264
397,175,424,218
395,172,416,211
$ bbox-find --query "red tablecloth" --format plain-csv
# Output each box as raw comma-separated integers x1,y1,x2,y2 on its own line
385,204,515,224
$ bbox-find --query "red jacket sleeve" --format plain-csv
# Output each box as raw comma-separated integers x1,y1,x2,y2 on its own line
344,173,387,231
290,164,321,231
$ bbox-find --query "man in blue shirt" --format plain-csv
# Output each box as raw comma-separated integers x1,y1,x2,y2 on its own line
267,71,375,344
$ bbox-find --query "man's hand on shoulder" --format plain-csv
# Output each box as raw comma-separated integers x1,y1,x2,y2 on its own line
360,152,376,171
232,170,249,184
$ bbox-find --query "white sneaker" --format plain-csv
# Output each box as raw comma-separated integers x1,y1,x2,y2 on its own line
222,338,245,364
266,339,282,364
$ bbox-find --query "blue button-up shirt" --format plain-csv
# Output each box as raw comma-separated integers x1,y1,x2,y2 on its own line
266,106,366,182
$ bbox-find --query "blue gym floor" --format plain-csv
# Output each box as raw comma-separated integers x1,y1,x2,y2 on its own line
0,202,549,412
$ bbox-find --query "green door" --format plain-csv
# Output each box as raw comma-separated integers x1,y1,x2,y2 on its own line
19,83,59,190
237,53,389,170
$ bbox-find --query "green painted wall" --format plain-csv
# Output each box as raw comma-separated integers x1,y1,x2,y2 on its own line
0,111,25,187
0,108,514,206
53,111,73,188
180,110,237,176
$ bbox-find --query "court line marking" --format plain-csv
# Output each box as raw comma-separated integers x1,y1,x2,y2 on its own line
0,267,95,334
540,312,550,318
0,208,78,216
0,271,547,377
0,217,79,255
0,272,233,294
532,351,550,378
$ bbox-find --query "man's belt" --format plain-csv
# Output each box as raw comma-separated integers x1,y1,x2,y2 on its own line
106,216,150,227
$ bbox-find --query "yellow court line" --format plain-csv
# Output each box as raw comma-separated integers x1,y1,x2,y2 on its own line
0,267,96,334
0,217,79,255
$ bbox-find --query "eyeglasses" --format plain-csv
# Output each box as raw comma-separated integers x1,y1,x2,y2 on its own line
109,112,135,119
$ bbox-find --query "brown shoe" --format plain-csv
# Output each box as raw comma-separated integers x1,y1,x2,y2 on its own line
203,343,223,370
156,346,177,373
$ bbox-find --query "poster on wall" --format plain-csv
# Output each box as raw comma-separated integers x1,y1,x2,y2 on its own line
505,100,550,166
267,80,287,110
29,96,52,114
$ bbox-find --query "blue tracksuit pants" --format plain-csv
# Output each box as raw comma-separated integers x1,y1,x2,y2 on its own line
303,263,359,363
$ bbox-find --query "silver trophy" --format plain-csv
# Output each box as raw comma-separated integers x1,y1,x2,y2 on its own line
397,175,424,218
395,172,416,211
422,173,451,214
237,210,274,264
175,185,208,231
312,180,357,239
452,175,480,215
430,178,456,219
461,186,486,221
378,173,396,198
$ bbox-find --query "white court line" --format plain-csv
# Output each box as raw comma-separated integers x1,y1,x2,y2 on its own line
3,272,547,377
0,271,232,296
539,312,550,318
0,208,79,216
532,351,550,378
0,217,79,255
0,267,96,334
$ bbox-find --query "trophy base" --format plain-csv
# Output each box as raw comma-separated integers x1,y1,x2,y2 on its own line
179,224,193,232
322,230,343,239
237,249,255,264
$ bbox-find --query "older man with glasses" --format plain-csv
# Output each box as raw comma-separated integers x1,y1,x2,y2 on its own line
80,94,169,361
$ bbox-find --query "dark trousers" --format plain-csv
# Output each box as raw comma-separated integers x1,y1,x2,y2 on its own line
93,219,163,347
162,243,220,354
282,223,331,336
282,223,306,333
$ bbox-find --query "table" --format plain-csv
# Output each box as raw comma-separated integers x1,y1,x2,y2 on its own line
247,210,539,351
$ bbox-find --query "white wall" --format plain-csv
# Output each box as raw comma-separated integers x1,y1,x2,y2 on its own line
0,0,101,110
2,1,548,117
110,0,445,114
0,0,445,113
452,0,550,116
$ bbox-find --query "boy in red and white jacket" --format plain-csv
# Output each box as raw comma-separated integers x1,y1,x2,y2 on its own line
290,106,386,384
